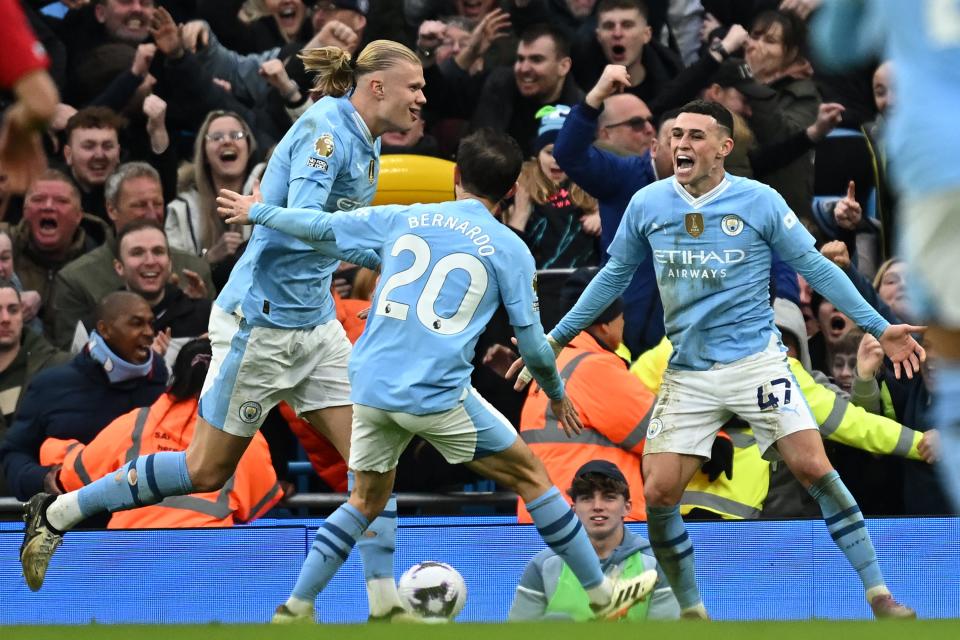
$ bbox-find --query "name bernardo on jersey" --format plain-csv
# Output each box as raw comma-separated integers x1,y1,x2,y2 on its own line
654,248,746,280
408,212,496,256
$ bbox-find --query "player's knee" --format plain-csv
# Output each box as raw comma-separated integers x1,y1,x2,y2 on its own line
643,477,682,507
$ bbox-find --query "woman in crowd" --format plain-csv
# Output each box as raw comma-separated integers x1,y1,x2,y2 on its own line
506,105,600,269
166,110,265,268
743,9,820,224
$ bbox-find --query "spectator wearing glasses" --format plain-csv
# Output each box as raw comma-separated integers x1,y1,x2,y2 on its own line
166,111,264,269
595,93,655,156
551,65,660,354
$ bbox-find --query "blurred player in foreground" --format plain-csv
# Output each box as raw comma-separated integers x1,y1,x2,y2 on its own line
812,0,960,514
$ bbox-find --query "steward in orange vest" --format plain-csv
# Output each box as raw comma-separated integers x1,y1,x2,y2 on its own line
40,338,282,528
517,268,654,522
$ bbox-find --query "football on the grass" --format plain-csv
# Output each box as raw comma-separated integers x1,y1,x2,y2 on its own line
397,561,467,621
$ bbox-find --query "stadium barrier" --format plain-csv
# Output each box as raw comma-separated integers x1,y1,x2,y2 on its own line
0,492,519,513
1,516,957,623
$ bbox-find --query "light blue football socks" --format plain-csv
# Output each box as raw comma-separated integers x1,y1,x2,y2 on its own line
809,470,884,591
290,502,369,605
646,504,702,610
527,487,605,590
46,451,194,531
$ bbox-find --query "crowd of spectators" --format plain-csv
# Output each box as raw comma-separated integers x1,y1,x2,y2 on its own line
0,0,950,525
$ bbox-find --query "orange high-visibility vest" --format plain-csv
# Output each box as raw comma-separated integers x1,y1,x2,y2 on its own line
277,401,348,492
518,332,654,523
40,394,282,528
334,289,369,344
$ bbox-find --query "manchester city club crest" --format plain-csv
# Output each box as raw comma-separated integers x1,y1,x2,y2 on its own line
721,214,744,236
314,133,335,157
646,417,664,439
684,212,704,237
239,401,263,424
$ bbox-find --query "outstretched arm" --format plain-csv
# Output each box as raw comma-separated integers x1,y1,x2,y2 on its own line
553,66,655,201
217,189,380,270
550,257,636,344
514,323,583,437
790,248,925,378
811,0,880,71
249,202,335,242
514,323,564,400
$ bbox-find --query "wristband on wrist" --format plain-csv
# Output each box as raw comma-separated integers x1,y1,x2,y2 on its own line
709,40,730,60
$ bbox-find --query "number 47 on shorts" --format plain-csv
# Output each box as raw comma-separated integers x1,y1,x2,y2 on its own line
757,378,791,410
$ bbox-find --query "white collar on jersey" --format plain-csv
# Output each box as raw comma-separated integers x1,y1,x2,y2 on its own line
671,175,731,209
350,110,374,146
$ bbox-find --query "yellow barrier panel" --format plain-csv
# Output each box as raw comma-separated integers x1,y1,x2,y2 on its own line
373,154,455,205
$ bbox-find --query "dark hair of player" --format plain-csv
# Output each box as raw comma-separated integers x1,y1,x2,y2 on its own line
456,128,525,203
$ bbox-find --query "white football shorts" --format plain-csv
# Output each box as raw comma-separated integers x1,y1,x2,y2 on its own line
644,335,817,461
900,188,960,327
349,387,518,473
199,305,352,437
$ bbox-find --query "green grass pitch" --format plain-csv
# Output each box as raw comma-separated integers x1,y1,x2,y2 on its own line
3,621,959,640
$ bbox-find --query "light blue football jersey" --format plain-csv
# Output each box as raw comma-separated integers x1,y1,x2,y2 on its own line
216,95,380,328
608,174,815,370
814,0,960,198
330,199,541,414
866,1,960,197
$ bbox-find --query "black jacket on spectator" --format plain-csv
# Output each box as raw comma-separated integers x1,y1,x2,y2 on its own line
840,265,951,514
880,371,950,514
0,348,167,500
197,0,311,55
157,50,279,150
471,68,584,158
152,285,213,339
572,41,683,107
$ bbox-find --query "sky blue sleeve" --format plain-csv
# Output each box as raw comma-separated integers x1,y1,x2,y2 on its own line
550,257,636,344
286,127,341,208
507,556,549,621
811,0,883,71
606,191,652,267
497,242,540,329
758,188,818,262
515,323,564,400
329,205,408,252
789,248,890,338
249,202,334,241
250,203,381,270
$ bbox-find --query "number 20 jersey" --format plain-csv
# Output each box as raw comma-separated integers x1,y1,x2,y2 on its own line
331,199,540,415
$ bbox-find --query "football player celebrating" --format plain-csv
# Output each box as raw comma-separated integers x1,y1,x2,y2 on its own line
217,127,660,622
511,99,922,619
21,39,423,623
